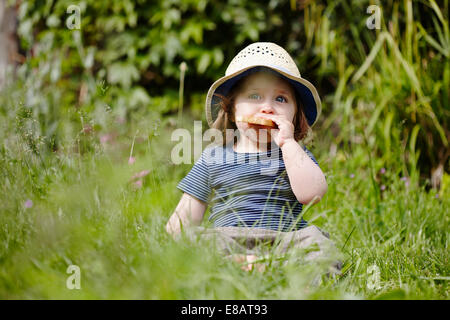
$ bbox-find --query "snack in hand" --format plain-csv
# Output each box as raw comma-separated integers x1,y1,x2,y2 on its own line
235,115,277,128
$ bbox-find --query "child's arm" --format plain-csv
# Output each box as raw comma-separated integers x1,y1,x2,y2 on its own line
165,192,207,237
257,113,327,204
281,140,328,205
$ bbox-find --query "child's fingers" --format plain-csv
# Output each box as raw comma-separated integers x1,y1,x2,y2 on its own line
258,114,293,132
245,255,266,272
229,254,266,272
229,254,247,264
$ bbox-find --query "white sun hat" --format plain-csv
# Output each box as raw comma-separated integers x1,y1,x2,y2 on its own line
205,42,322,128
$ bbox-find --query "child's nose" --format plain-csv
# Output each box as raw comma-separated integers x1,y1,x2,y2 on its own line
260,104,275,114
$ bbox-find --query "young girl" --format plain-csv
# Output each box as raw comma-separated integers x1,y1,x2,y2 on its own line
166,42,341,274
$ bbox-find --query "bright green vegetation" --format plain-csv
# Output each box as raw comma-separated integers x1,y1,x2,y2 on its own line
0,0,448,299
0,114,447,299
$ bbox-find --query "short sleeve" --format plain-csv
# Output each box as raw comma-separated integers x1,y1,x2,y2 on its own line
177,151,211,203
303,146,320,167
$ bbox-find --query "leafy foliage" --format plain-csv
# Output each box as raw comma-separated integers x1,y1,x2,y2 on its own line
12,0,449,182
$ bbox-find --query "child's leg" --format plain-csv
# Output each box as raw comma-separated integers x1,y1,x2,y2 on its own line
185,226,274,272
184,226,250,254
214,227,277,272
275,225,343,276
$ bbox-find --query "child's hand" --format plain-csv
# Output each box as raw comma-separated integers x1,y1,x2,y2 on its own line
230,254,266,273
257,113,295,148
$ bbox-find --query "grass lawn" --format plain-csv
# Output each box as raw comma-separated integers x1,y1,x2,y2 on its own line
0,120,448,300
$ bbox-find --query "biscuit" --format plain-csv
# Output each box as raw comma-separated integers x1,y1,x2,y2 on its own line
235,116,276,128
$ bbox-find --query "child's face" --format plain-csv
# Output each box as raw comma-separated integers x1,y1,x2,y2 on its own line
232,71,297,144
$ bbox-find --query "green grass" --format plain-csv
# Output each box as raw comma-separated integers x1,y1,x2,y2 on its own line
0,117,448,300
1,0,448,300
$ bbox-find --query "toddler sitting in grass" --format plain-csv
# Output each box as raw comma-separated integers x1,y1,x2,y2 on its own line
166,42,342,275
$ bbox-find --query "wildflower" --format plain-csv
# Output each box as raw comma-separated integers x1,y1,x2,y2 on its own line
380,168,386,174
401,176,410,187
100,134,111,144
435,193,439,199
133,180,143,189
24,199,33,208
380,185,386,191
128,156,136,165
116,117,126,124
131,170,151,181
82,124,93,134
129,170,150,190
350,173,355,179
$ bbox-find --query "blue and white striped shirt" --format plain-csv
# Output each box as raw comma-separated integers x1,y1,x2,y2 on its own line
177,142,321,232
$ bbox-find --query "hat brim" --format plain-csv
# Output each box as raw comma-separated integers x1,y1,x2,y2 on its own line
205,65,321,128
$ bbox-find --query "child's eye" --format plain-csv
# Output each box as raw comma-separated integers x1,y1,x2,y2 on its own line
249,93,261,100
276,95,288,103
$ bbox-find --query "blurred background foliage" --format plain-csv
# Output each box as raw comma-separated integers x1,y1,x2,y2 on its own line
1,0,449,187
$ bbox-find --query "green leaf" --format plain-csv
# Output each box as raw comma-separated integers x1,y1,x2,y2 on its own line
46,15,60,28
128,87,151,108
180,21,203,44
197,53,211,74
409,124,421,155
164,34,182,63
163,9,181,30
212,48,224,66
107,63,140,89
